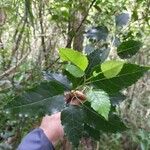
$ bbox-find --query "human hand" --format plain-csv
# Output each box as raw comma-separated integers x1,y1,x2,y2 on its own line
40,91,86,146
40,112,64,146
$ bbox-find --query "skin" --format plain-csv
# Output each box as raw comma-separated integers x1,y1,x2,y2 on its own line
40,112,64,146
40,91,86,146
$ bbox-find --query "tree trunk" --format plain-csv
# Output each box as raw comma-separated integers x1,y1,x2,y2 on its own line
72,0,88,51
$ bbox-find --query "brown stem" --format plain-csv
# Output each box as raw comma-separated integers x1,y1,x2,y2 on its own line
66,0,96,48
39,1,48,69
7,1,28,68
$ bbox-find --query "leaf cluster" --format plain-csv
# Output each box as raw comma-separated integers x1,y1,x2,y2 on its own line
4,44,149,146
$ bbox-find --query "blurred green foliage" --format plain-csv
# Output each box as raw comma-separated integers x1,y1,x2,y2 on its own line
0,0,149,149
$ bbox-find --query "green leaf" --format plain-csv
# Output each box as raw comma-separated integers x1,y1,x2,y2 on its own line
86,47,110,75
109,92,126,106
61,105,86,147
65,64,84,78
85,26,109,41
115,13,130,26
84,124,101,140
101,61,124,78
91,63,149,94
117,40,142,58
43,72,72,89
59,48,88,71
83,102,127,133
86,89,111,120
5,81,66,116
63,70,84,88
84,44,95,54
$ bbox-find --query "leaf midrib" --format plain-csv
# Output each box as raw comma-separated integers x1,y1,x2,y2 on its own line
7,94,63,109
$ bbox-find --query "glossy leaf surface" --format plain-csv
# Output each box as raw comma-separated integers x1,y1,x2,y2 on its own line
115,13,130,26
91,63,149,94
117,40,142,59
85,26,109,41
61,105,86,147
5,81,67,115
83,102,127,133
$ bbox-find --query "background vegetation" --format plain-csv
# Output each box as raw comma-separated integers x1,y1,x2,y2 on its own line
0,0,149,149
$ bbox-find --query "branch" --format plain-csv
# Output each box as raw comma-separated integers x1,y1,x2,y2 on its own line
39,1,48,68
66,0,96,48
0,51,30,80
